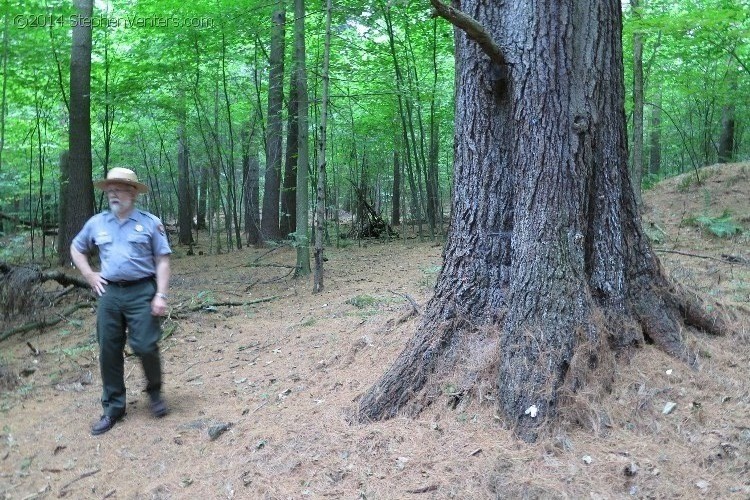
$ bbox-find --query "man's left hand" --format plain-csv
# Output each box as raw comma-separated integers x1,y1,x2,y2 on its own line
152,295,168,316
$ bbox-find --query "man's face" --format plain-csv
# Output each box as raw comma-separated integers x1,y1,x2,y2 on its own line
105,183,136,215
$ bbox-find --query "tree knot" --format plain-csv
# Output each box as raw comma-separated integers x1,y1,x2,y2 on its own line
572,114,590,134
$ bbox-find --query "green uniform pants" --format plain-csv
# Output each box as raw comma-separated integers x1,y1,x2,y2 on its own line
96,279,163,418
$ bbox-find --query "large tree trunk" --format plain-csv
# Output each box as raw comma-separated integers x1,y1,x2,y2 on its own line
242,122,263,246
294,0,311,276
357,0,730,442
261,3,285,241
281,66,299,238
717,103,735,164
58,0,94,266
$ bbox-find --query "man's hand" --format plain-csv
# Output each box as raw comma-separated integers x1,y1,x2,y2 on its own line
84,271,107,297
151,295,168,316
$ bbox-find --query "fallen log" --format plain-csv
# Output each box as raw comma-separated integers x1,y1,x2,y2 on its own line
0,262,89,289
0,302,91,342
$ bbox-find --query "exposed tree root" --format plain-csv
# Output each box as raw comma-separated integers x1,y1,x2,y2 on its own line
355,314,462,422
356,276,737,442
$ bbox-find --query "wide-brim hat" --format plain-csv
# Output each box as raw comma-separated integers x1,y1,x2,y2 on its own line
94,167,149,194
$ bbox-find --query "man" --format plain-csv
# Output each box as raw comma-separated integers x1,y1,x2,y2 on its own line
70,167,172,436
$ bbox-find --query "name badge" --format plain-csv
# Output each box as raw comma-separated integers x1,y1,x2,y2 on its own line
135,224,144,232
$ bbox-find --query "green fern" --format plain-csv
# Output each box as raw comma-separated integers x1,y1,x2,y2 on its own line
691,210,744,238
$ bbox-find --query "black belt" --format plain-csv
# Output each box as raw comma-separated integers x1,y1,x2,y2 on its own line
105,276,155,287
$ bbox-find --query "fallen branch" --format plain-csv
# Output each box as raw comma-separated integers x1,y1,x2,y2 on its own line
182,295,279,313
0,302,91,342
655,249,749,266
390,290,421,313
390,290,421,324
58,467,100,497
247,263,296,269
405,484,438,494
39,270,89,289
0,211,57,231
0,262,89,289
253,243,290,264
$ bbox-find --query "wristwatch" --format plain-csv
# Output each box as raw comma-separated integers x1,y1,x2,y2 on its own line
155,292,168,300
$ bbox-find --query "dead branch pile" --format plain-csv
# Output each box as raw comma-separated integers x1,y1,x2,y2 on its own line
0,262,89,321
349,182,398,239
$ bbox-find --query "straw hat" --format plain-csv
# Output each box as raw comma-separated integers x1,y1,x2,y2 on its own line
94,167,149,194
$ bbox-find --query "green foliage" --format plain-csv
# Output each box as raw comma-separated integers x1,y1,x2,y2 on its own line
686,210,744,238
300,317,316,327
642,173,662,191
676,169,715,192
346,294,379,309
2,0,749,258
0,235,30,262
191,290,216,308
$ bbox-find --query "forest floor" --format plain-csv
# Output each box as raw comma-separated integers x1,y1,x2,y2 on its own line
0,162,749,499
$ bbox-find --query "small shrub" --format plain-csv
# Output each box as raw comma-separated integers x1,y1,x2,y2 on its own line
346,294,378,309
676,168,715,192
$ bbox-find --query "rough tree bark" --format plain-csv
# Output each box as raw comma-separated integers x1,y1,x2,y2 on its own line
242,121,263,246
313,0,332,294
717,103,735,164
261,3,285,241
280,65,299,238
357,0,730,442
58,0,94,266
294,0,311,276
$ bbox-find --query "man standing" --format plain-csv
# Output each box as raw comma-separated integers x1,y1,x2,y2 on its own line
70,167,172,435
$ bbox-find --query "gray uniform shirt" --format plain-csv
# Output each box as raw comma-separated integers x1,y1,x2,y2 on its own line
72,209,172,282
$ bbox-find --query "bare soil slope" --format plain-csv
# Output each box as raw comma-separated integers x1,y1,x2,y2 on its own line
1,163,749,499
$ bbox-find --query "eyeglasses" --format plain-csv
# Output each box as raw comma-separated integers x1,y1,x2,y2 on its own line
105,187,134,195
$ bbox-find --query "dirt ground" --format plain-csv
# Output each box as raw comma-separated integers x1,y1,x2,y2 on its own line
1,163,749,499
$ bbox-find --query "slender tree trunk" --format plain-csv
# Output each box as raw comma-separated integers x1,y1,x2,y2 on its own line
262,3,286,241
426,19,442,237
391,148,401,227
403,20,432,234
177,121,193,245
0,8,9,173
648,93,662,175
59,0,94,266
197,165,208,230
382,4,422,234
313,0,332,293
357,0,729,443
631,0,644,205
100,20,114,179
294,0,311,275
219,27,242,250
